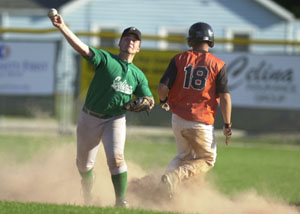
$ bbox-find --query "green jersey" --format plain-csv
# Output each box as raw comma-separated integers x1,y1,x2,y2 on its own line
83,47,153,117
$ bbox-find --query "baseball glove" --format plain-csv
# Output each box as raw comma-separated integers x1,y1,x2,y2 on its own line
123,96,154,112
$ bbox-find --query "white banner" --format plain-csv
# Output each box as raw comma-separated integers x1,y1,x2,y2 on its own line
0,41,56,95
215,52,300,110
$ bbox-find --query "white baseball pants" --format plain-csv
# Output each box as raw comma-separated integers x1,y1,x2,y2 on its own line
166,113,217,181
76,111,127,175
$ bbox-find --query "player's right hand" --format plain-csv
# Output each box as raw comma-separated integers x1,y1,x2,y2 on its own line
223,123,232,145
49,14,64,29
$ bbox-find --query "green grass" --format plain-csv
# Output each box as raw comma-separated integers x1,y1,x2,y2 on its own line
0,133,299,213
125,138,300,204
229,135,300,146
211,145,300,204
125,140,176,170
0,201,175,214
0,135,74,163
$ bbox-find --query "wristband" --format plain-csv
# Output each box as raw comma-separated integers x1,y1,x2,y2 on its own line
224,123,232,129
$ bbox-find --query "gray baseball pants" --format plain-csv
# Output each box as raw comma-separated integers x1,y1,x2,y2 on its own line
76,111,127,175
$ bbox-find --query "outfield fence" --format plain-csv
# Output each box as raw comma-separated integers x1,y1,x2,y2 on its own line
0,28,300,134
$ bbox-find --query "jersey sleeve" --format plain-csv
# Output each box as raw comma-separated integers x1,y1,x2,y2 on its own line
216,65,229,93
134,74,153,98
159,57,177,89
82,47,107,68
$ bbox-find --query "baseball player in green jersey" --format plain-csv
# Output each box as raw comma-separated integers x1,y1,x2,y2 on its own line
49,13,154,208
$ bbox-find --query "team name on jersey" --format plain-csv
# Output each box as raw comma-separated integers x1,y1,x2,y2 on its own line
111,76,133,95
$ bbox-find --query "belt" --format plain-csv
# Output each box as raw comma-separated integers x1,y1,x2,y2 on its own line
82,106,111,119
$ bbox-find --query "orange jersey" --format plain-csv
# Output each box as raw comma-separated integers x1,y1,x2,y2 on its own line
168,50,226,125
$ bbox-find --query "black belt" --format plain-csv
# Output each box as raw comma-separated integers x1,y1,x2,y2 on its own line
82,106,111,119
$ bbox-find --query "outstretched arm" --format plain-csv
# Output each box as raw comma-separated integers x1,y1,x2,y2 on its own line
48,13,94,57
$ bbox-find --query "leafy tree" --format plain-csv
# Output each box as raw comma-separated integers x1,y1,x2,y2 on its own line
273,0,300,18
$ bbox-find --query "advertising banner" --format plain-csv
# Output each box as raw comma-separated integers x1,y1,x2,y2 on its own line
0,41,56,95
216,53,300,109
80,49,300,110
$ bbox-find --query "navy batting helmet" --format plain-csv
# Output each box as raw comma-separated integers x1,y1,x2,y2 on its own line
187,22,214,47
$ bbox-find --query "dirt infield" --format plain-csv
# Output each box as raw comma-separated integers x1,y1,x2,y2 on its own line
0,117,299,213
0,143,299,213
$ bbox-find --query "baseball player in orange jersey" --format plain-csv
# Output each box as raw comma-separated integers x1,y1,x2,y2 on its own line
158,22,232,199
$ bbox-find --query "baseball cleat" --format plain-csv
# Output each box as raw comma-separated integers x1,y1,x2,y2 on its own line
161,174,174,200
115,199,129,208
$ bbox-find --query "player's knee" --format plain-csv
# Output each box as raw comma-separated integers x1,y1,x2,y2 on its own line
76,158,93,173
110,153,126,168
204,152,216,166
107,153,126,172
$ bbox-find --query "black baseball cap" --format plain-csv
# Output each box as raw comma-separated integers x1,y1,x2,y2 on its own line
121,27,141,41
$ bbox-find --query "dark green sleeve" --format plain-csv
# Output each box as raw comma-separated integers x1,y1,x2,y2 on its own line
82,47,107,67
134,75,153,98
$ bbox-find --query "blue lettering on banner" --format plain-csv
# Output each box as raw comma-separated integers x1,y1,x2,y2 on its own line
227,55,296,94
22,60,48,72
0,44,10,59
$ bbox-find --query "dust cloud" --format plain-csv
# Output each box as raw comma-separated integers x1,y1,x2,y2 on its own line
0,143,298,214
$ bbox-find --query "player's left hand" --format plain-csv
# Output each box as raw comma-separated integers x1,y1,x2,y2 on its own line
123,96,154,112
223,123,232,145
159,97,170,111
